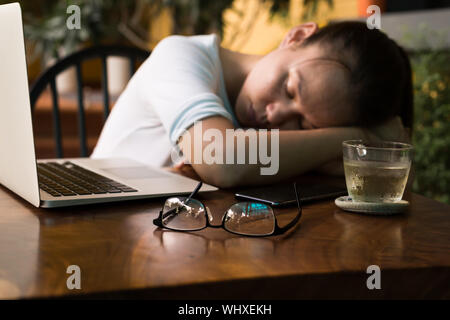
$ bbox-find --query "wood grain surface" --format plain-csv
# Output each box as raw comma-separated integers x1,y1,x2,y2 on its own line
0,169,449,299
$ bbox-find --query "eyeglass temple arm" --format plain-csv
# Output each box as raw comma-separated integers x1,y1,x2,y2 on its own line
275,182,302,234
185,181,203,203
155,181,204,223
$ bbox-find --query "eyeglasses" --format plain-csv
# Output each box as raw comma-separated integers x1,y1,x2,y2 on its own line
153,182,302,237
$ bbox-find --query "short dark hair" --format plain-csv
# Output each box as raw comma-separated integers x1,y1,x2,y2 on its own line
301,21,413,129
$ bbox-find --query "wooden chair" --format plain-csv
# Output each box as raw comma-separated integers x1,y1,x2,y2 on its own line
30,45,150,158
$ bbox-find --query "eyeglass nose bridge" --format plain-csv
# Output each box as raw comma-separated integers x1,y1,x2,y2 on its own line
203,205,224,229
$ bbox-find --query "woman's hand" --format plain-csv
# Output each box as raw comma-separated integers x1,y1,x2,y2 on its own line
316,117,411,176
173,159,200,180
364,116,411,143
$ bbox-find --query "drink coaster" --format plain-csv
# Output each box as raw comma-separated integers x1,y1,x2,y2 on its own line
335,196,409,215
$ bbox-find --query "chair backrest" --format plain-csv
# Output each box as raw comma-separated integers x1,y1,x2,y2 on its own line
29,45,151,158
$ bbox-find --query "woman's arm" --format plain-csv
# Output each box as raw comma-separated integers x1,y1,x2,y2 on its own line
314,116,411,177
177,116,368,188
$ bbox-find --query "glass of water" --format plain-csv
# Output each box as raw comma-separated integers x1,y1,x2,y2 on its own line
342,140,413,203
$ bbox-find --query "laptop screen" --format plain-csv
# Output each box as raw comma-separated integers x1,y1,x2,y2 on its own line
0,3,40,207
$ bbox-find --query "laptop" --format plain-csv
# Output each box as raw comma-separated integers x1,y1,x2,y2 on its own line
0,3,217,208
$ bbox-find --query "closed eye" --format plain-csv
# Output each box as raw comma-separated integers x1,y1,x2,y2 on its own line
298,117,316,130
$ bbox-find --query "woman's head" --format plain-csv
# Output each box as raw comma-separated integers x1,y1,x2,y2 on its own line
234,21,413,130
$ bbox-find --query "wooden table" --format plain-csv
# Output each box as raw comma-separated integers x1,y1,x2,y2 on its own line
0,169,449,299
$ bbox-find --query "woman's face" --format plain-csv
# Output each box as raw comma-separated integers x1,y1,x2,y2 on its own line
235,43,355,130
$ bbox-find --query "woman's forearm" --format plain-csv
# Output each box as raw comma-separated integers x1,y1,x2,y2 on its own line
179,117,364,187
222,126,362,186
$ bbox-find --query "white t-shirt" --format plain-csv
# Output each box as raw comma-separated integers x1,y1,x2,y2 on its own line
91,34,240,167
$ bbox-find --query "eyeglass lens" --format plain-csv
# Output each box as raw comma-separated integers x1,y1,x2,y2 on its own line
224,202,275,236
162,197,206,231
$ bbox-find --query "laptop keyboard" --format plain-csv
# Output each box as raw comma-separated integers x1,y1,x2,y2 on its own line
37,161,138,197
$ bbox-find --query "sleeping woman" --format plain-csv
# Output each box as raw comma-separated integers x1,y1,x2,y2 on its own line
91,21,412,188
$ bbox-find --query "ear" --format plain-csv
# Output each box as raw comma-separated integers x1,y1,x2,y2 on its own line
279,22,318,48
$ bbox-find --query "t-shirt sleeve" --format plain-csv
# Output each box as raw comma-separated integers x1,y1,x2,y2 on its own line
135,35,235,145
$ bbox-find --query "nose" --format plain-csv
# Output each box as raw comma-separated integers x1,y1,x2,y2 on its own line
265,102,291,126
